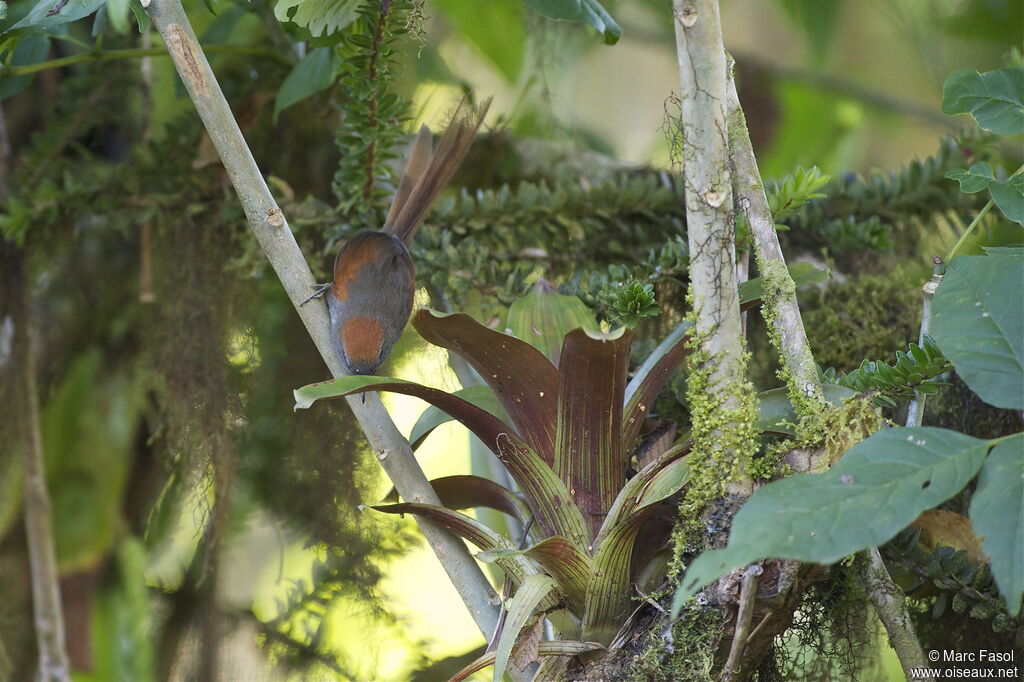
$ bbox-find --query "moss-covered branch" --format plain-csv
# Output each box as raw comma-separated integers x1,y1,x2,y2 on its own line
143,0,500,639
725,62,826,439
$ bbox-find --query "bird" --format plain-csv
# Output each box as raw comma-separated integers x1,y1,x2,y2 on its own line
317,97,491,376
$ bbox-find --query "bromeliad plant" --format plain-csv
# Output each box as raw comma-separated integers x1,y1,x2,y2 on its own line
294,285,694,679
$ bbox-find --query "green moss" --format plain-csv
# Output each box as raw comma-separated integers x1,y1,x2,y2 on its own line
628,609,724,682
801,275,920,373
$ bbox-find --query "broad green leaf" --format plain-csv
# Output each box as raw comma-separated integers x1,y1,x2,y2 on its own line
507,280,599,367
450,641,605,682
989,173,1024,226
432,0,525,83
409,385,510,449
555,327,631,536
295,373,588,541
42,350,143,572
521,0,621,45
493,574,556,682
946,162,997,194
273,0,358,37
0,34,49,101
414,309,559,466
672,427,991,615
932,254,1024,409
105,0,127,34
775,0,839,59
383,474,531,526
622,321,691,451
10,0,104,32
274,47,341,119
942,67,1024,136
479,535,591,615
969,433,1024,617
946,163,1024,226
757,383,857,435
738,261,830,308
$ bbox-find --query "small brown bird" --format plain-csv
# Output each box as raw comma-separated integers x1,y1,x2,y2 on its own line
324,97,490,375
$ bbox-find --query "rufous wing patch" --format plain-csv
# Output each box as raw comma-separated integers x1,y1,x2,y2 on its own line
332,235,387,302
341,316,385,366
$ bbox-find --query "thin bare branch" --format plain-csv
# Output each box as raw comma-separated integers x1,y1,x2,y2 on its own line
143,0,500,637
721,564,762,681
859,548,932,682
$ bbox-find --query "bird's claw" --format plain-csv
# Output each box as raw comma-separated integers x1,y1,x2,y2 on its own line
300,282,332,306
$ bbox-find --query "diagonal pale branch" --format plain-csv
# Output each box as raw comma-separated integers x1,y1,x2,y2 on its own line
724,64,826,432
143,0,500,638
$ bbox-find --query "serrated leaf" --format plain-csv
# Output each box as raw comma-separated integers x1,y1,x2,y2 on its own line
969,433,1024,617
946,162,997,194
932,254,1024,409
493,574,556,682
988,173,1024,225
409,385,510,449
273,0,358,37
942,66,1024,135
10,0,104,32
672,427,991,615
521,0,621,45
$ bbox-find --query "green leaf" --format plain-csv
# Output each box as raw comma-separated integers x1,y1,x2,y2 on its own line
105,0,127,34
369,502,537,586
480,535,591,616
757,383,857,435
508,279,599,366
293,373,588,541
601,442,690,541
10,0,104,32
586,454,689,644
946,163,1024,226
521,0,621,45
775,0,839,60
942,67,1024,136
554,327,632,534
738,261,830,309
932,254,1024,409
414,309,560,466
274,47,341,119
409,385,510,449
383,475,531,527
989,173,1024,225
0,34,49,101
622,321,691,451
969,433,1024,617
450,641,605,682
672,427,991,615
493,574,556,682
432,0,525,82
127,0,146,32
273,0,358,37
